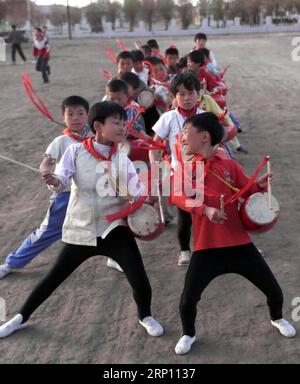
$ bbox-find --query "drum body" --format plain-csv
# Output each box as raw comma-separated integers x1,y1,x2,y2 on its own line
137,90,155,109
239,192,280,234
127,203,164,240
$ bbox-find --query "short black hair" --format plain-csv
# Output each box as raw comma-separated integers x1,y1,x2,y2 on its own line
171,70,201,96
11,25,16,30
88,101,127,134
117,51,133,63
183,112,224,147
177,56,188,70
165,47,179,57
131,49,145,63
199,47,210,59
106,78,128,95
147,39,159,49
141,44,152,57
194,33,207,42
147,56,165,67
187,50,206,66
61,96,89,114
119,72,140,90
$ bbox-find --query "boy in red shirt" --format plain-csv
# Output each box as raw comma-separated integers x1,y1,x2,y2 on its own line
172,112,296,355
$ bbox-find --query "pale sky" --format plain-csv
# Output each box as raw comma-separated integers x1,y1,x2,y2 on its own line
35,0,102,7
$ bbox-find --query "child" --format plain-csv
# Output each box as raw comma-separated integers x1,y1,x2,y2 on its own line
7,24,26,65
0,101,163,339
106,78,147,137
0,96,90,280
165,46,179,75
147,39,161,58
149,71,206,266
177,56,188,73
148,57,174,116
131,49,149,85
171,113,296,354
33,27,50,84
198,47,225,78
187,49,220,94
117,51,134,75
119,71,143,100
193,32,217,66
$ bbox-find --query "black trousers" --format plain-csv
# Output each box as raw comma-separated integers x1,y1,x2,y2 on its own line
11,43,26,62
36,57,50,83
180,243,283,336
20,226,152,323
177,207,192,252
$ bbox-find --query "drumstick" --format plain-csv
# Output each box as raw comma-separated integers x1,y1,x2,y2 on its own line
157,181,165,224
267,157,272,210
120,110,142,150
220,194,225,216
0,154,40,173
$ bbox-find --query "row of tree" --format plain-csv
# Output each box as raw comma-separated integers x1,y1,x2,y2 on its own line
1,0,300,32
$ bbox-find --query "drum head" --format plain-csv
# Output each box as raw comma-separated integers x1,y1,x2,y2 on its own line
137,90,154,109
127,203,163,240
245,193,280,225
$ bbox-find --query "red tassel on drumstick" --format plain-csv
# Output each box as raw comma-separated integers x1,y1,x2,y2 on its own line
22,74,66,127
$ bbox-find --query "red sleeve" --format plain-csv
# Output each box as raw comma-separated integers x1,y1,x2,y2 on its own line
199,68,219,92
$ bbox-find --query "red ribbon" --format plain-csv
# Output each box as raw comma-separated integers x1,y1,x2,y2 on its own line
83,138,117,161
62,128,86,143
116,39,128,52
101,69,114,81
22,74,65,127
102,46,117,65
225,156,269,205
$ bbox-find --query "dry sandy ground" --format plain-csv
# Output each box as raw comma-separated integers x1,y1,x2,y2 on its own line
0,33,299,364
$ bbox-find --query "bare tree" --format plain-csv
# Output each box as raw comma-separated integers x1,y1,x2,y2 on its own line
211,0,224,27
178,1,194,29
4,0,28,26
70,7,81,30
85,2,107,32
157,0,174,30
49,5,67,33
107,1,121,31
142,0,156,31
123,0,141,32
0,0,7,24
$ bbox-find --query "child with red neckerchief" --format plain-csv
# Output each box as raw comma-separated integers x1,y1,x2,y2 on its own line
171,113,296,355
0,96,90,280
0,102,164,340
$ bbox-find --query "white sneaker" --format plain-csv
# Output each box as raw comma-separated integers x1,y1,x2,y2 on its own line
139,316,164,336
0,314,27,338
175,335,196,355
107,258,124,273
271,319,296,338
0,263,12,279
178,251,191,266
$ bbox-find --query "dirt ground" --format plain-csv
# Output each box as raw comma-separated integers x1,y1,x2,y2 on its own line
0,33,299,364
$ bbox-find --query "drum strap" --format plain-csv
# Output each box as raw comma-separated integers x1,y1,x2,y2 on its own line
208,169,240,193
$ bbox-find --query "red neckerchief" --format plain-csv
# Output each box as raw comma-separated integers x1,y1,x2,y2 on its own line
83,137,117,161
177,105,199,119
63,128,86,142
